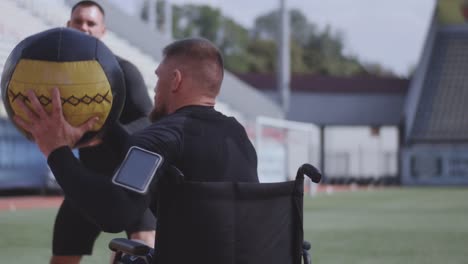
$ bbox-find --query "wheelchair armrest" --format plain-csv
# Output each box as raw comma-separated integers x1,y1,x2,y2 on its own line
109,238,151,257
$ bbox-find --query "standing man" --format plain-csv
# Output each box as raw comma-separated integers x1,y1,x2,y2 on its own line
50,1,156,264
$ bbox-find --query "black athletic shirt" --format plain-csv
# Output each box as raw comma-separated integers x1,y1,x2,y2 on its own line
78,56,153,175
48,105,258,232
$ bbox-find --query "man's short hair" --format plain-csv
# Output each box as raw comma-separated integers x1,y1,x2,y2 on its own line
163,38,224,77
71,0,105,17
163,38,224,95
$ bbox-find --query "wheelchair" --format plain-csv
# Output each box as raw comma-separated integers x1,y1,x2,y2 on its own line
109,163,321,264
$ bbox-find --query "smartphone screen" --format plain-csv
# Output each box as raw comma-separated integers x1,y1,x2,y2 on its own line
112,146,164,194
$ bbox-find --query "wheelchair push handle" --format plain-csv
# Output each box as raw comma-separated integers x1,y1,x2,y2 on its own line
303,240,311,250
296,163,322,183
302,241,312,264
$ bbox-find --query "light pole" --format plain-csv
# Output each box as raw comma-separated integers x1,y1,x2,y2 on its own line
277,0,290,114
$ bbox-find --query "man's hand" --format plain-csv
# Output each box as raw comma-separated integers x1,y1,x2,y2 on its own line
13,87,99,157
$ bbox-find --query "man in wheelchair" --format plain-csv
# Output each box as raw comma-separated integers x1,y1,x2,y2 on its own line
14,37,321,264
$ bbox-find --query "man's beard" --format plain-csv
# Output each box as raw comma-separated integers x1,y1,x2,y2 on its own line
149,105,167,122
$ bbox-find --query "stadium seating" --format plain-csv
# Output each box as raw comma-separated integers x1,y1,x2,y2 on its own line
0,0,159,99
409,29,468,142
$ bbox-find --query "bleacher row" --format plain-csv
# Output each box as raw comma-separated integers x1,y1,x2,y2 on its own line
410,29,468,142
0,0,160,119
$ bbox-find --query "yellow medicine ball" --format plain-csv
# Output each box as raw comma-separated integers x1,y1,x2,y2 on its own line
1,27,125,144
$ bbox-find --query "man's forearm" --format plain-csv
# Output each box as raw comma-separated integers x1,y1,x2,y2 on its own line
48,146,149,232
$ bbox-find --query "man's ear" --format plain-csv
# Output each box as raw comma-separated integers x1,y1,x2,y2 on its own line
171,69,182,92
66,20,71,27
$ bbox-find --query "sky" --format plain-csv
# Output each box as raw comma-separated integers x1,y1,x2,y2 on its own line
111,0,438,77
169,0,438,77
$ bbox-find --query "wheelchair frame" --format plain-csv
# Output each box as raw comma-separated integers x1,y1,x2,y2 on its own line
109,163,321,264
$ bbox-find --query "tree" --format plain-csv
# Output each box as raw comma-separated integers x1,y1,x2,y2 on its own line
171,4,253,73
252,9,368,76
143,3,392,76
140,0,166,31
253,9,317,46
246,39,277,73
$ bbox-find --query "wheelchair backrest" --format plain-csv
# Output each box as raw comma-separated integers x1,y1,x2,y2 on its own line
154,178,306,264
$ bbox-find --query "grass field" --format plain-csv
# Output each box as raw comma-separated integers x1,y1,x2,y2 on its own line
0,208,123,264
1,187,468,264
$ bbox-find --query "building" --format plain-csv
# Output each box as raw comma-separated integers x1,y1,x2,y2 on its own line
238,0,468,186
236,73,409,184
402,0,468,185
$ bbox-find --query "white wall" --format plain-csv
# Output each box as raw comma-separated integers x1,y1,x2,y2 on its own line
325,126,398,178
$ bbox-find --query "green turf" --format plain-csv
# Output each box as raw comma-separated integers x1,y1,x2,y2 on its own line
0,208,124,264
1,188,468,264
304,187,468,264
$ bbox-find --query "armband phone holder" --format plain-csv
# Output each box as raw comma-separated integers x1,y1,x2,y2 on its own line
112,146,163,194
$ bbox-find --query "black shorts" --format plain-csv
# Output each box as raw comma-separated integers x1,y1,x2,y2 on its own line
52,198,156,255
